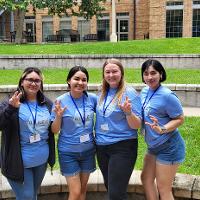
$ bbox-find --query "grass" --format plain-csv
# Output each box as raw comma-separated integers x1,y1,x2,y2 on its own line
1,68,200,85
1,38,200,54
53,117,200,175
136,117,200,175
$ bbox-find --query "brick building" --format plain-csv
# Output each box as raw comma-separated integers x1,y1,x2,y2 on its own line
0,0,199,43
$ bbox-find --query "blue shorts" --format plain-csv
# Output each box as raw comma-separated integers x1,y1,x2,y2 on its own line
58,148,96,177
148,133,185,165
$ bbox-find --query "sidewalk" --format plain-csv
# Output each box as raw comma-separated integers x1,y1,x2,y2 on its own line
183,107,200,116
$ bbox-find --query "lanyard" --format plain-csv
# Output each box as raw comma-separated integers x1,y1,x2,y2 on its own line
70,93,85,126
103,89,116,116
26,102,38,131
142,85,160,110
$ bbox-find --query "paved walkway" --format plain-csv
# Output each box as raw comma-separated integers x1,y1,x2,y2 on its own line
183,107,200,116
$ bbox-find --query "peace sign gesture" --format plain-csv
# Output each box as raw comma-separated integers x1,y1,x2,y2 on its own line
118,96,132,115
53,100,67,118
145,115,162,134
9,91,22,108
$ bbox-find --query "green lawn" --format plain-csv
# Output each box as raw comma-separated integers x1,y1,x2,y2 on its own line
53,117,200,175
1,68,200,85
1,38,200,54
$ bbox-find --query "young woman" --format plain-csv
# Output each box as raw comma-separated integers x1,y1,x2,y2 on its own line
95,58,142,200
140,59,185,200
0,67,55,200
51,66,96,200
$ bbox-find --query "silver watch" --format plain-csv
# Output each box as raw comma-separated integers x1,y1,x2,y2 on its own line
160,126,167,134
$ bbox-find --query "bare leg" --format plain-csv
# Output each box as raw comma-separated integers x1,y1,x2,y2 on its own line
66,174,81,200
80,173,90,200
156,162,179,200
141,153,159,200
65,173,90,200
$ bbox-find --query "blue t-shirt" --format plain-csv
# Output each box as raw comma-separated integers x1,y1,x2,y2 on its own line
95,86,142,145
140,85,183,149
19,101,50,168
51,92,97,152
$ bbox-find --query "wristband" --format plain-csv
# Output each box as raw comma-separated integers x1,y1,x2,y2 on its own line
125,111,132,116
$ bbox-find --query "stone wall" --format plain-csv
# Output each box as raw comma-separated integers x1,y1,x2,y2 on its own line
0,54,200,69
1,170,200,200
0,83,200,107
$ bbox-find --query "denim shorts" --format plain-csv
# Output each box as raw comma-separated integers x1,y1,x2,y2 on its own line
58,148,96,177
148,133,185,165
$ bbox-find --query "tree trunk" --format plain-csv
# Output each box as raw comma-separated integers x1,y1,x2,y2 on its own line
15,9,25,44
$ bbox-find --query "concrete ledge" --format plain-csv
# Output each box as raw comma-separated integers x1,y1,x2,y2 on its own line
1,54,200,69
1,170,200,200
0,83,200,107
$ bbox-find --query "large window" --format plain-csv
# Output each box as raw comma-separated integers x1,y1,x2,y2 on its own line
78,18,90,41
59,16,71,30
97,14,110,41
193,1,200,37
42,16,53,42
166,1,183,38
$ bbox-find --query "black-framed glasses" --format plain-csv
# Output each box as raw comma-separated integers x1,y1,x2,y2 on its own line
24,78,41,85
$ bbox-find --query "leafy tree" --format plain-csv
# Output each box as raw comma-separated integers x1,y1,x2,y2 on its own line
0,0,105,43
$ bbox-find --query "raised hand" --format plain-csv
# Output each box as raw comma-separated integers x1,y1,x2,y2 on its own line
118,96,132,115
9,91,22,108
53,100,67,118
145,115,162,134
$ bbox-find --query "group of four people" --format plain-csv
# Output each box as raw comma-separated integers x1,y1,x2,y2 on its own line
0,58,185,200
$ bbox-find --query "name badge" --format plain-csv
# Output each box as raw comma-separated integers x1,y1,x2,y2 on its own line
80,134,90,143
29,133,41,143
101,123,109,131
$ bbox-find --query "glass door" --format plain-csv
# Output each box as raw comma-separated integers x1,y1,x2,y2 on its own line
117,19,129,41
25,22,36,42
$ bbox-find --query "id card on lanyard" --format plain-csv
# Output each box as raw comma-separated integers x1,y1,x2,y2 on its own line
26,102,41,143
100,89,116,132
70,93,90,143
141,86,160,135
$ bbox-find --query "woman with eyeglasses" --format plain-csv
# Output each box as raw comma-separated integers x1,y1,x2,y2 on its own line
0,67,55,200
51,65,96,200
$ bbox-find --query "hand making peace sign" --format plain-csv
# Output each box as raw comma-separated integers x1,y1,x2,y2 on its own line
53,100,67,118
9,91,22,108
118,96,132,115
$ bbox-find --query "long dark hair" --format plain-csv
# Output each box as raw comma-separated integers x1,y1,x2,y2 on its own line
17,67,45,105
66,65,89,96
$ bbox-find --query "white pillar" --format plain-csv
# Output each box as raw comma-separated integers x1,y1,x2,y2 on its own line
110,0,117,42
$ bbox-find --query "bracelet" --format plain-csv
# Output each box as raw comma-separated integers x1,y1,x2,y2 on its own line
124,111,132,116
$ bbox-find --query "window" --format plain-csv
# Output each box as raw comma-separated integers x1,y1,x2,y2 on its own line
193,1,200,37
166,1,183,6
166,2,183,38
78,18,90,41
59,16,71,30
97,14,110,41
42,16,53,42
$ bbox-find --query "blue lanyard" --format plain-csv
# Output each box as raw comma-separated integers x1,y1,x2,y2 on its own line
26,102,38,130
70,93,85,126
142,85,160,111
103,89,116,116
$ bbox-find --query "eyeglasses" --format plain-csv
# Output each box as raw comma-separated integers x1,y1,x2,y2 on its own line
24,78,42,85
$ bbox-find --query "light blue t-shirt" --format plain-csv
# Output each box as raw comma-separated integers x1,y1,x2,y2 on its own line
19,101,50,168
140,85,183,149
51,92,97,152
95,86,142,145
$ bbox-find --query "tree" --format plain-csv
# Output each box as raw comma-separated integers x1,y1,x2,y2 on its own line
0,0,105,44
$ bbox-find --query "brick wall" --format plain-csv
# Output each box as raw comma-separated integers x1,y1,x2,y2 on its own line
1,0,196,42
